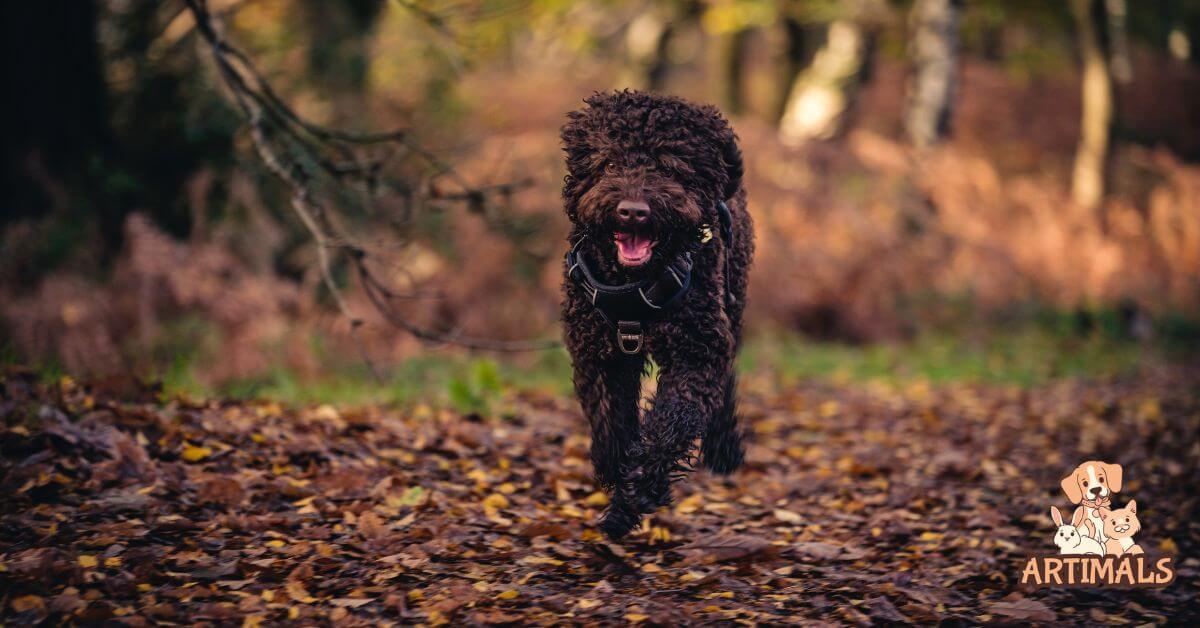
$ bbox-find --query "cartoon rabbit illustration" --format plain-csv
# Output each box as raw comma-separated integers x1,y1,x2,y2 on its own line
1051,506,1105,555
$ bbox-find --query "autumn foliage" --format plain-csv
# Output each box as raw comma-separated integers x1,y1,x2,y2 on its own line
3,364,1198,623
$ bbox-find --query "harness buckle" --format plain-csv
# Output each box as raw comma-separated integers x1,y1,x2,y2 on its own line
616,320,644,354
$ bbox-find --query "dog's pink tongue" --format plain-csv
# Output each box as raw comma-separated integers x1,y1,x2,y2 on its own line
615,231,652,260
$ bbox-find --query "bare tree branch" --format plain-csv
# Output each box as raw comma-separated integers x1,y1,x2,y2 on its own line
182,0,560,355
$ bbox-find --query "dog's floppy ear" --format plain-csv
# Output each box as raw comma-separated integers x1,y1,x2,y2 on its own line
1061,471,1083,504
1127,499,1136,514
1103,462,1123,492
1050,506,1063,527
718,128,743,201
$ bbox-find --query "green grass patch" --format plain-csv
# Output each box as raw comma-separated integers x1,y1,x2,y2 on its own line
739,325,1150,390
156,321,1173,407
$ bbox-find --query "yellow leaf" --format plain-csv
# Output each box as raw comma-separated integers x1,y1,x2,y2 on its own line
641,563,664,574
577,599,601,609
261,590,274,602
78,555,98,568
519,555,564,566
292,496,315,508
467,469,489,483
918,531,944,542
773,509,803,524
625,613,649,623
482,493,510,513
584,492,609,507
1160,538,1179,553
11,595,45,613
496,589,519,600
675,493,704,515
266,539,285,548
104,557,122,568
181,445,212,462
286,580,316,604
497,482,516,494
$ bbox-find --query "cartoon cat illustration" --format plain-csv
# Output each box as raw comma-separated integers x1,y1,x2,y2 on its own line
1100,500,1144,555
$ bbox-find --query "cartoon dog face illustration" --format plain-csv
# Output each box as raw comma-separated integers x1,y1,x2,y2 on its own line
1061,460,1123,504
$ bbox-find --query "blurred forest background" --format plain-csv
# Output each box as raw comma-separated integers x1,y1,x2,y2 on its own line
3,0,1199,403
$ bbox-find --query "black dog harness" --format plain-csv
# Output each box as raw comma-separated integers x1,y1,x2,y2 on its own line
566,201,733,354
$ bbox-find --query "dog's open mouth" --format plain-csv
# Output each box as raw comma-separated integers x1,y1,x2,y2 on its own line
614,229,657,266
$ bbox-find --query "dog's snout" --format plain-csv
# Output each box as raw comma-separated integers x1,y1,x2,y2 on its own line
616,200,651,223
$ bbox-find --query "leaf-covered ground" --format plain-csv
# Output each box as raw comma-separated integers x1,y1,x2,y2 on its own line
2,365,1198,625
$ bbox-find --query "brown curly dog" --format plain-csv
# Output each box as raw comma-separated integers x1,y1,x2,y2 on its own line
560,90,754,539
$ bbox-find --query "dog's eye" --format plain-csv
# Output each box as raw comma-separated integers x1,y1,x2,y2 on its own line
1099,477,1104,483
604,161,617,175
1082,480,1088,486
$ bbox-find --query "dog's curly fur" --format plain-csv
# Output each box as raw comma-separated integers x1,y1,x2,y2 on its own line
560,90,754,539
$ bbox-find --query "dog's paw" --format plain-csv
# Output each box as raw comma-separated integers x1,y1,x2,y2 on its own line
701,429,744,475
599,502,642,540
592,466,621,490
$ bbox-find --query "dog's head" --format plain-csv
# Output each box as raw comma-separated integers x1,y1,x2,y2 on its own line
561,90,742,275
1060,460,1123,504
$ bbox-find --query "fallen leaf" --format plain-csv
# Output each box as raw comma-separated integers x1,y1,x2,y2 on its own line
330,598,374,608
11,595,45,613
677,534,774,563
988,593,1055,622
181,445,212,462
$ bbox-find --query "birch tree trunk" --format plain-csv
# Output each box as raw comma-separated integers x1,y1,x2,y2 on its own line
904,0,962,149
1070,0,1114,211
770,15,818,124
778,19,873,145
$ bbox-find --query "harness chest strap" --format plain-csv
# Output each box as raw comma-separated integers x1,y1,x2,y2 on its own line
567,200,733,354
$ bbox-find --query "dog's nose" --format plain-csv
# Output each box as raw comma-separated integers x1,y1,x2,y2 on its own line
616,200,650,223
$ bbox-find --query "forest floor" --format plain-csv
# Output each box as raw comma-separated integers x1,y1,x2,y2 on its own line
2,364,1198,625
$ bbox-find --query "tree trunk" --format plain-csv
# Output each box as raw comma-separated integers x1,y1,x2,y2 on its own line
1070,0,1113,211
302,0,384,124
904,0,962,149
1,0,107,217
624,9,675,91
778,19,873,145
770,15,818,123
714,28,750,115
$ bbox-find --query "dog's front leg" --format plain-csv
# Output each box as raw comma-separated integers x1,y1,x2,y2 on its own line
572,353,644,488
602,323,733,539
